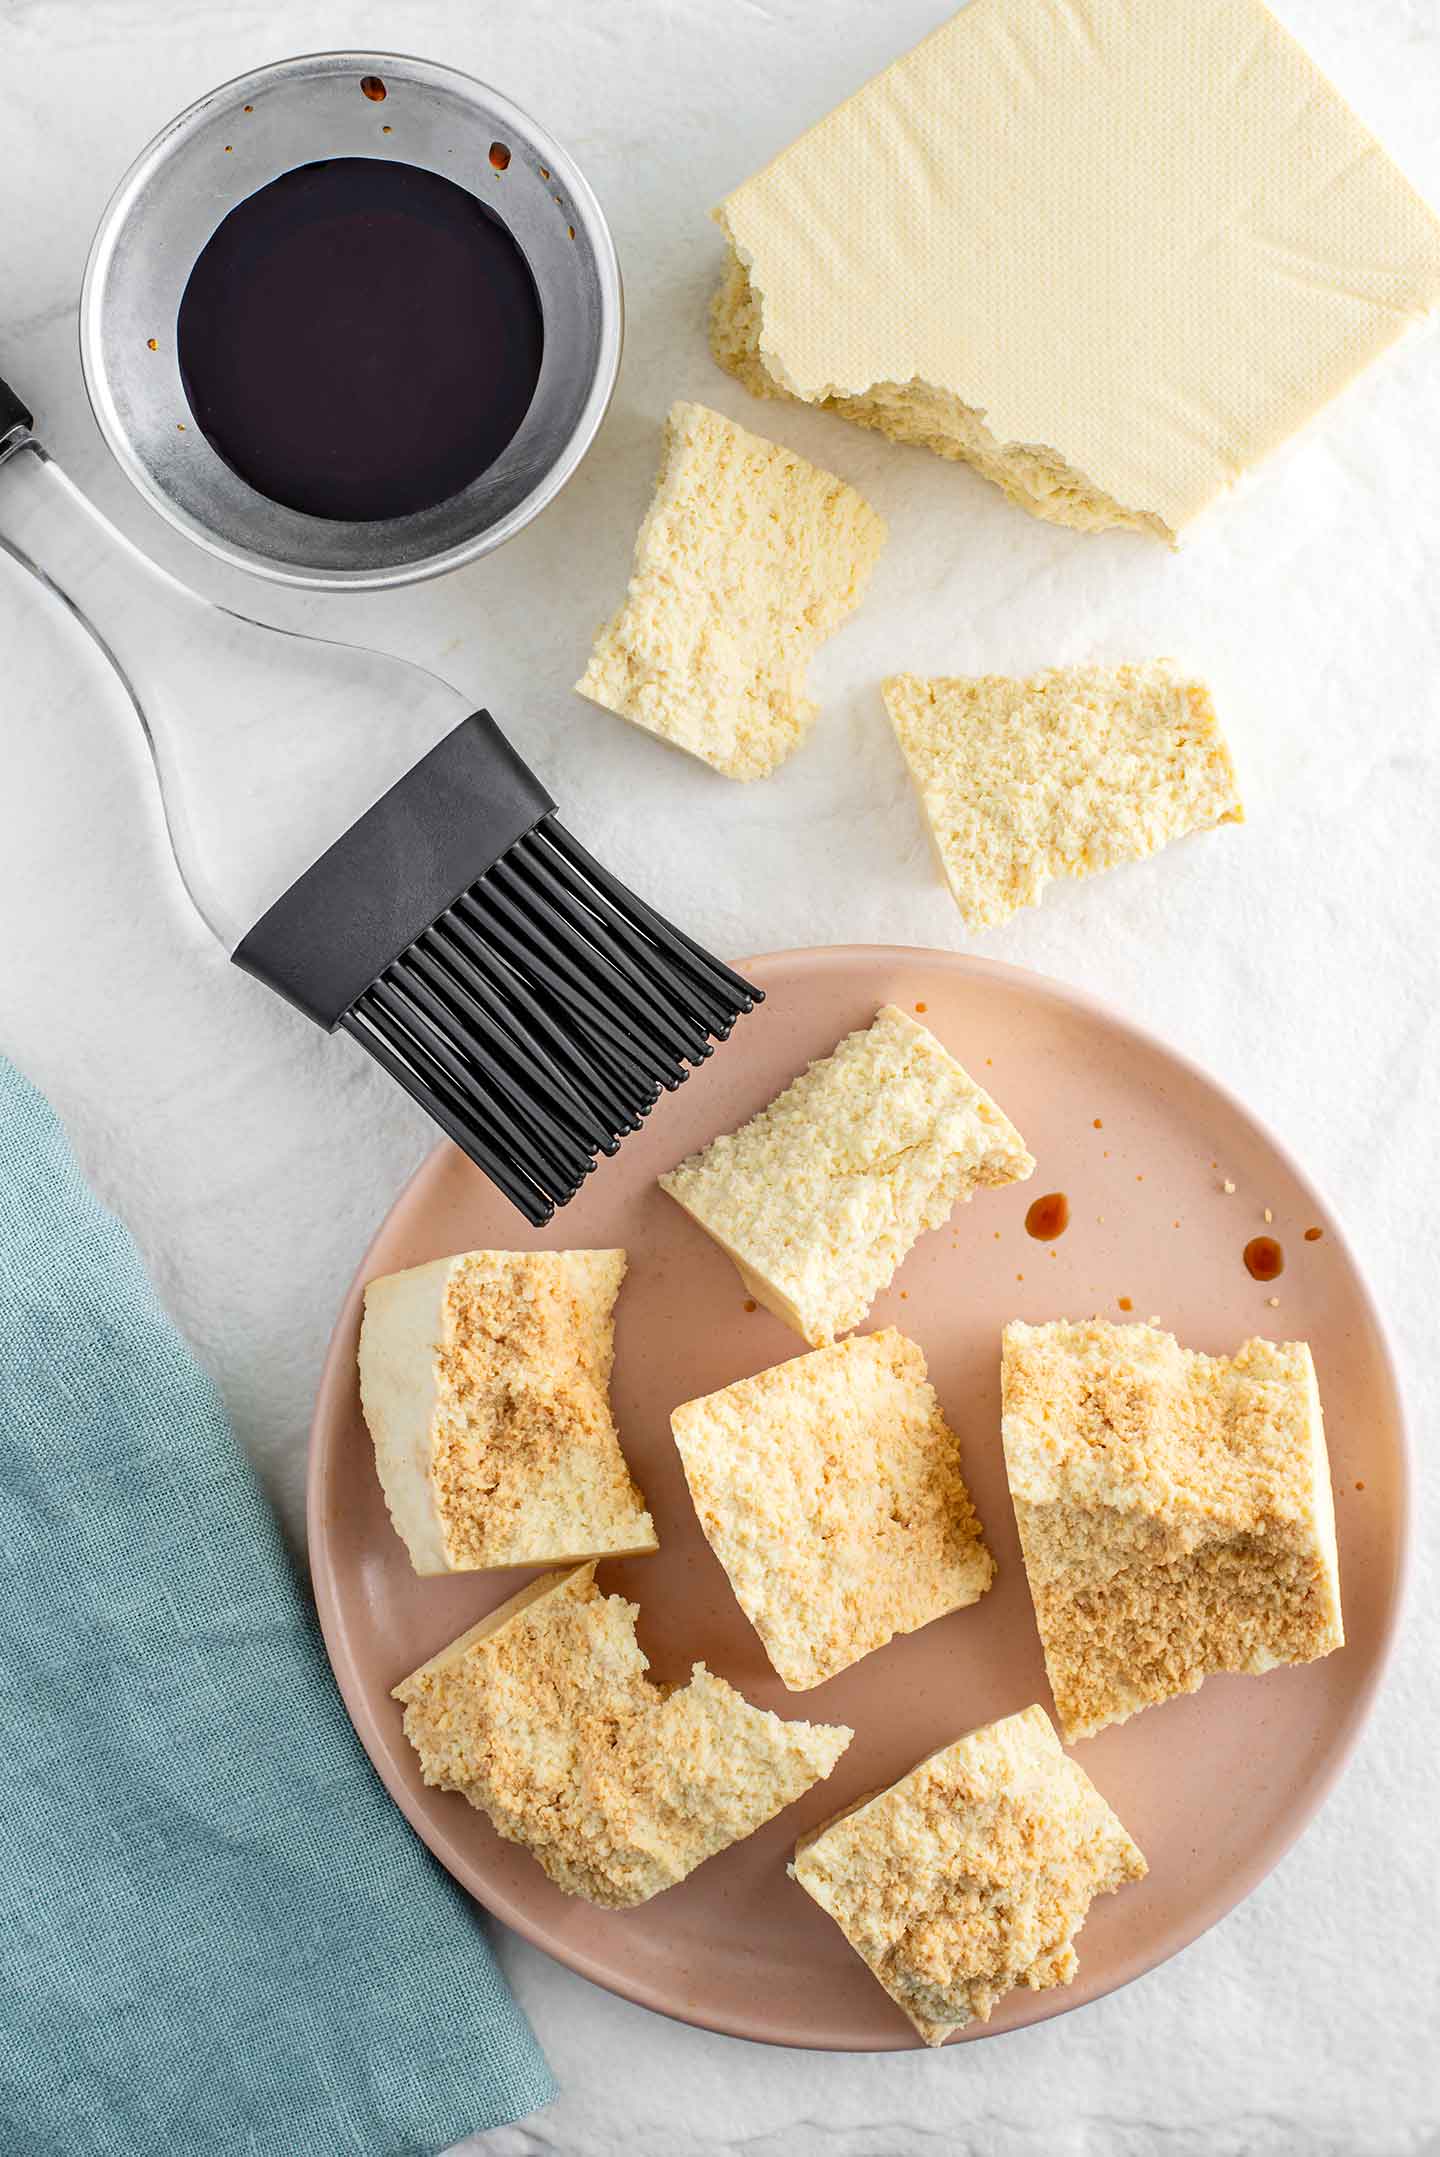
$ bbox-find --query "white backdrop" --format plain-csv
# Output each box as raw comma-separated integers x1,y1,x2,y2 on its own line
2,3,1437,2151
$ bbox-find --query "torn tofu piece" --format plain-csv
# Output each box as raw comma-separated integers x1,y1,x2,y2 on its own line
1001,1319,1344,1741
883,663,1242,930
711,0,1440,540
394,1563,853,1907
660,1005,1034,1346
791,1704,1146,2044
672,1329,994,1687
358,1248,656,1575
575,400,885,779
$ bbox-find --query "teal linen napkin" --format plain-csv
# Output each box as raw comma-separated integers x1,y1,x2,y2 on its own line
0,1057,556,2157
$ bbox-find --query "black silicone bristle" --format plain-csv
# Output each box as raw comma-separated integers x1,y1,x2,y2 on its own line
340,815,761,1224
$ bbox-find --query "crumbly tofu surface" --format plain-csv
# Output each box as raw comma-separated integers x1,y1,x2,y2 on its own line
711,0,1440,540
575,400,885,780
394,1564,853,1907
1001,1319,1344,1741
791,1705,1146,2044
883,663,1243,931
672,1329,994,1688
659,1006,1035,1347
358,1248,656,1575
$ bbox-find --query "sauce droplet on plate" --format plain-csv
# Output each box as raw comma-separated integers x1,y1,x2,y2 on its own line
1244,1235,1284,1282
1117,1295,1133,1312
1304,1226,1324,1242
1025,1191,1070,1241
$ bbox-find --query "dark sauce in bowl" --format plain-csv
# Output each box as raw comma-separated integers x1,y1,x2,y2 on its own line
177,157,544,522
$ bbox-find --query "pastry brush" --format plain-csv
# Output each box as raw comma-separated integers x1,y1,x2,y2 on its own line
0,373,760,1224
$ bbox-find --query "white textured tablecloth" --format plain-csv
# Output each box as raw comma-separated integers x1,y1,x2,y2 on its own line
3,3,1438,2151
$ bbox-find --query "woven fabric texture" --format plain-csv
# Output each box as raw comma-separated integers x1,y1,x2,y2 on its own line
0,1055,555,2157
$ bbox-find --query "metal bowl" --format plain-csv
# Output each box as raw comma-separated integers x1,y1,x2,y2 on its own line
79,51,622,589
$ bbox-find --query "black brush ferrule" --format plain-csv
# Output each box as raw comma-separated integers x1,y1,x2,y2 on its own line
232,710,554,1027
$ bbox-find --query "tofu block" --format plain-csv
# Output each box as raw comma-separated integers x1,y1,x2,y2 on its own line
575,400,885,779
883,662,1243,930
394,1563,853,1907
1002,1319,1344,1740
660,1006,1035,1346
791,1705,1146,2044
672,1329,994,1688
712,0,1440,540
358,1248,656,1575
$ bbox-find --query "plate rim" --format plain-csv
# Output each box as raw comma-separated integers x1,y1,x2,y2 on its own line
306,942,1413,2050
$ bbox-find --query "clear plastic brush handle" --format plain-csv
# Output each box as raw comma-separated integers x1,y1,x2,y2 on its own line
1,386,762,1226
0,421,474,950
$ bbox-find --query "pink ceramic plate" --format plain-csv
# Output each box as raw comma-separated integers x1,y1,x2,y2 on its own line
308,946,1408,2050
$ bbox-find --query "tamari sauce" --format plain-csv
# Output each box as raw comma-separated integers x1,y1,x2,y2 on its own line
177,157,544,521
